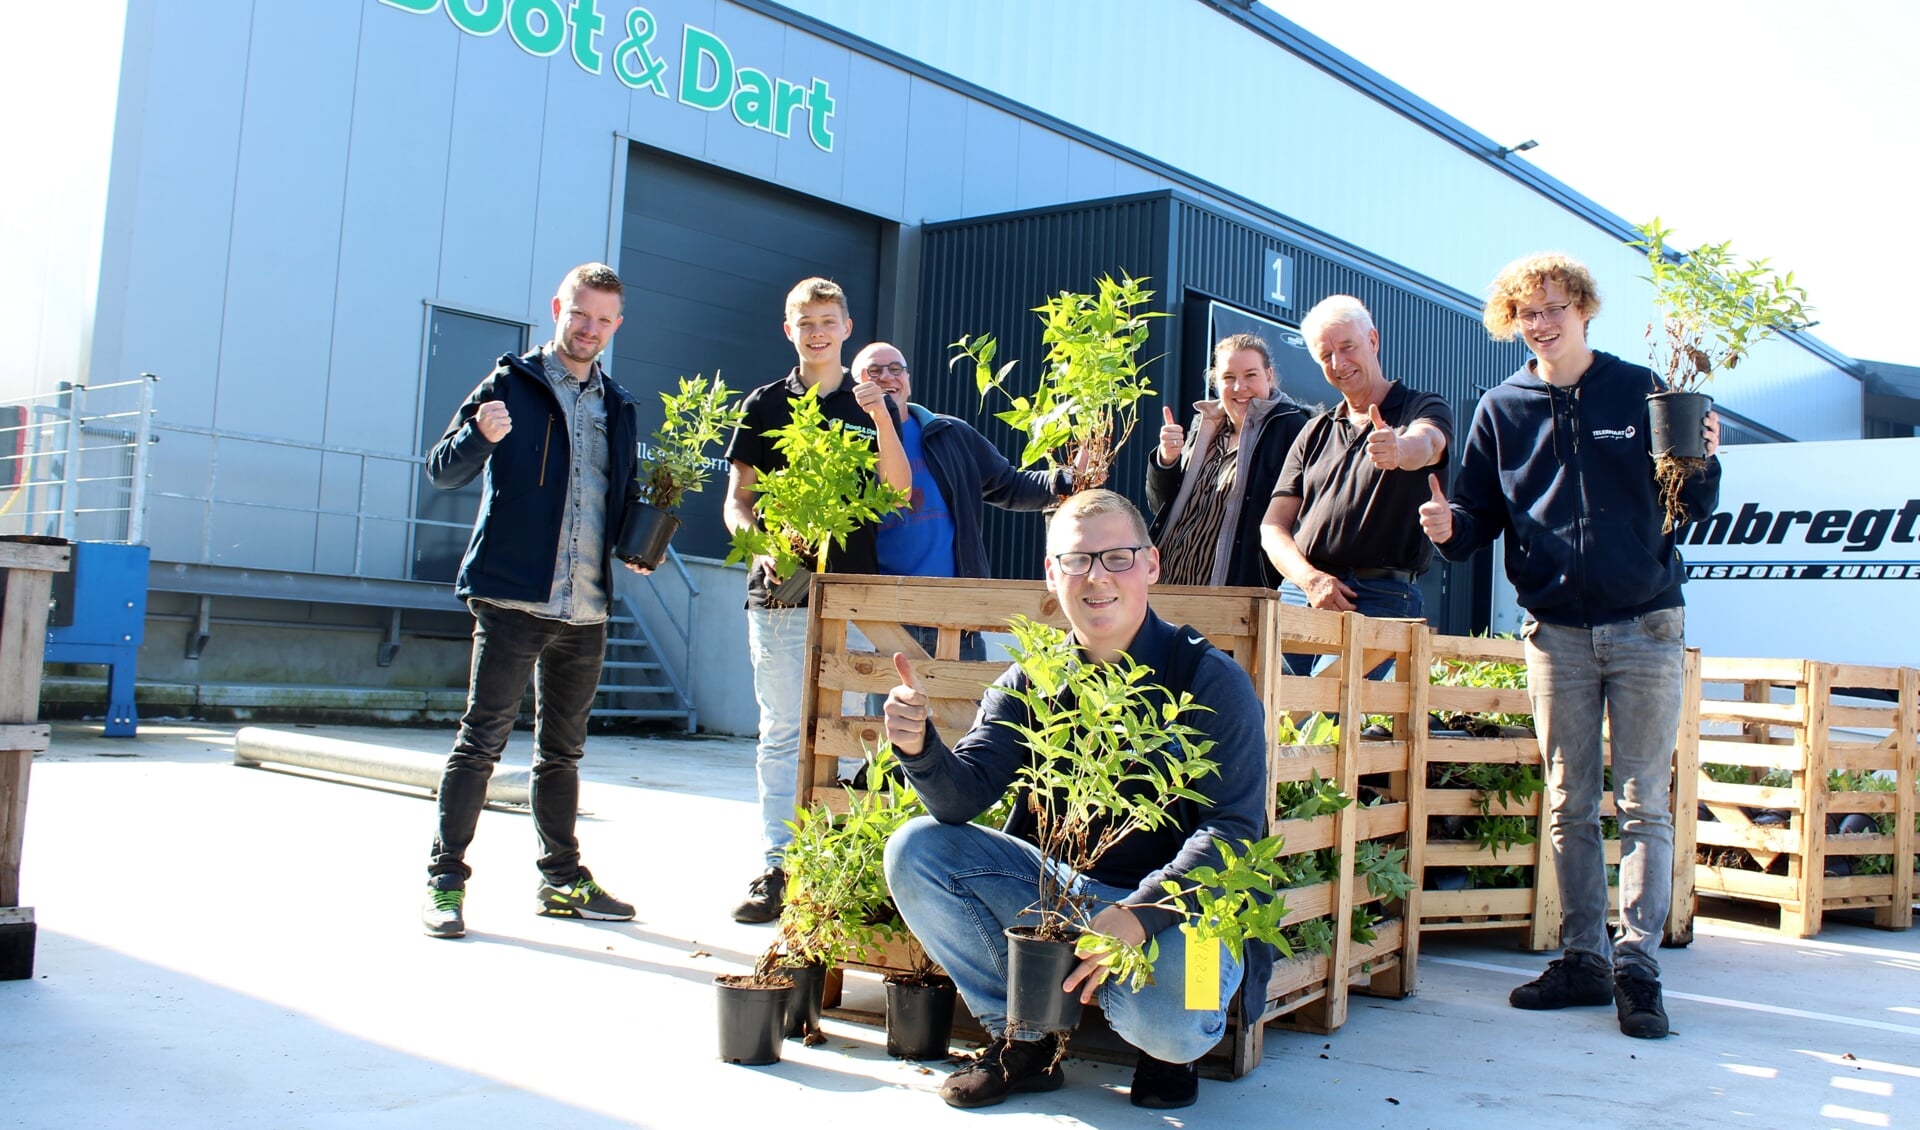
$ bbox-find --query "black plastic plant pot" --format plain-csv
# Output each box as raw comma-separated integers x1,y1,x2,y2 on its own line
1004,928,1083,1033
781,961,828,1040
715,975,792,1065
884,975,957,1059
1647,391,1713,459
614,500,681,570
768,564,814,607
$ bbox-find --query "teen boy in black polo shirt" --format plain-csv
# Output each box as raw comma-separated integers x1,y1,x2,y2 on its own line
720,277,908,923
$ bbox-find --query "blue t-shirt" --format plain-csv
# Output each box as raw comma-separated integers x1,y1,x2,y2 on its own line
877,413,958,579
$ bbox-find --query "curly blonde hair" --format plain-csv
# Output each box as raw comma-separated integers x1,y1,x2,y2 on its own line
1483,254,1601,342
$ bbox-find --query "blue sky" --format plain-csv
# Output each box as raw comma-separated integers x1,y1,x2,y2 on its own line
1264,0,1918,366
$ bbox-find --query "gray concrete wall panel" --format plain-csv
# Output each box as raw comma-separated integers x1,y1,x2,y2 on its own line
833,54,912,219
325,12,460,458
691,5,787,182
772,22,854,201
899,78,967,221
959,102,1020,218
437,31,550,321
100,0,253,424
212,3,362,445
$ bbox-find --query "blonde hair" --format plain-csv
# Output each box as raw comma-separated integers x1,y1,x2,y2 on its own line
558,262,622,307
1049,489,1149,544
1484,253,1601,341
785,277,849,322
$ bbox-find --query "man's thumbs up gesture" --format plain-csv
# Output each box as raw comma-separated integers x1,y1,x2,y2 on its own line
884,651,931,756
1364,402,1405,470
1418,473,1453,545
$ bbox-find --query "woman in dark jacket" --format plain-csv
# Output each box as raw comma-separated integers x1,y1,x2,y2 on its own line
1146,333,1310,588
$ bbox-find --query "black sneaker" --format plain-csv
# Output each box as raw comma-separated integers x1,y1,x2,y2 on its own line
422,887,465,939
1509,953,1612,1010
536,872,635,921
730,867,786,924
1130,1050,1198,1109
938,1035,1065,1109
1613,968,1670,1038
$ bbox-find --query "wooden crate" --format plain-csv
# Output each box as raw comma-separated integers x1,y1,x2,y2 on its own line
1256,601,1419,1045
798,579,1418,1077
2,538,72,981
1693,658,1917,936
1411,632,1700,949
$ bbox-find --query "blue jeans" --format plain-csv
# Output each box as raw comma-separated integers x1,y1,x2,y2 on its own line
885,817,1241,1061
429,601,607,888
1279,576,1422,678
1523,607,1685,977
747,606,809,868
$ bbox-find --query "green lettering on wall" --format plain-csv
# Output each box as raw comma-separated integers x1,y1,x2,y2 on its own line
772,78,806,140
612,6,669,95
731,68,774,131
678,26,731,112
507,0,566,56
566,0,603,75
446,0,506,36
806,78,835,152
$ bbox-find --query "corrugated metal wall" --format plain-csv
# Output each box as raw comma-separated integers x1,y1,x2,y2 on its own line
915,194,1173,581
917,190,1531,633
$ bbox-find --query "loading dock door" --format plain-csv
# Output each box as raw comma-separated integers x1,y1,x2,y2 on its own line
616,146,884,562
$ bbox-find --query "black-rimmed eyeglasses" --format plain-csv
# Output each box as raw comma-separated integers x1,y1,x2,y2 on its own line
1052,545,1149,576
862,362,909,377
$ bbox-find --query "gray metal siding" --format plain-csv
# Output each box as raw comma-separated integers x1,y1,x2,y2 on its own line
915,195,1173,581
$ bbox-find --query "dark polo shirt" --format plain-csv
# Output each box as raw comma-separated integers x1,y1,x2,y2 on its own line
1272,381,1454,575
724,368,893,609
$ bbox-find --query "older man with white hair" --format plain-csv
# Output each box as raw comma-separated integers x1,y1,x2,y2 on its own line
1259,296,1452,672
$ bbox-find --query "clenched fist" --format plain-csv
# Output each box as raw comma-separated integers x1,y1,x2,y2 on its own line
474,400,512,442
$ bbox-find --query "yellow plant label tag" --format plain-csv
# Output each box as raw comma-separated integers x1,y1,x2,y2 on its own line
1183,926,1220,1010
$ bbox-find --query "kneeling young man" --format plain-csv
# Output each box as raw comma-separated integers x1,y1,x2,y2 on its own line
881,490,1269,1109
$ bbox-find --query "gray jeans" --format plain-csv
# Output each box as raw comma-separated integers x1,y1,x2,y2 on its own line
1523,606,1686,977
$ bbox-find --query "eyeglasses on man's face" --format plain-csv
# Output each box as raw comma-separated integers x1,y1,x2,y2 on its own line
1515,301,1573,328
862,362,909,378
1051,545,1149,576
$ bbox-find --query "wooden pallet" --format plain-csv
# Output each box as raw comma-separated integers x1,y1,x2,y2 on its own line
1411,632,1699,949
797,581,1419,1077
1693,658,1917,937
1,538,72,981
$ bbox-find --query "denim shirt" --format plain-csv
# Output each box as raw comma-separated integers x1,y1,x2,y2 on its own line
478,344,611,624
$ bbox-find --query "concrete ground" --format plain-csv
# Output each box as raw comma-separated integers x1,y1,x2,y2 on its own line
4,720,1917,1130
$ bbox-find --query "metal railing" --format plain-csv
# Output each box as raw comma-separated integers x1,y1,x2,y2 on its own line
4,373,699,721
0,375,157,544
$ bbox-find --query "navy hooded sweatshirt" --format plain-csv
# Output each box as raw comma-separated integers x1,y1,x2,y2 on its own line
1432,350,1720,628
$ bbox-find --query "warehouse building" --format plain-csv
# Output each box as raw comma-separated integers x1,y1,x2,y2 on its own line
3,0,1868,735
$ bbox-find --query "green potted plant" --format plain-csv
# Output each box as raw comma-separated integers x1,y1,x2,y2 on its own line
951,273,1164,493
990,614,1274,1034
1629,219,1812,529
723,385,906,605
617,374,746,570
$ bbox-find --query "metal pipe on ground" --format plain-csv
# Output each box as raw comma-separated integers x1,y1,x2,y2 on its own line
232,727,530,804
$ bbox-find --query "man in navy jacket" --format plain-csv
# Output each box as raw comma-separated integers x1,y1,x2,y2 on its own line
420,263,643,939
1421,253,1720,1039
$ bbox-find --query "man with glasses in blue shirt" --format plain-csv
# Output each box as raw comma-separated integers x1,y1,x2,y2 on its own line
852,341,1069,662
879,490,1269,1111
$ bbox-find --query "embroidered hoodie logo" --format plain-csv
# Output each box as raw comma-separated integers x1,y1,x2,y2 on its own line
1591,425,1637,440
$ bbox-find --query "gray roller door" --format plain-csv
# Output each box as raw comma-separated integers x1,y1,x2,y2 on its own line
616,146,885,562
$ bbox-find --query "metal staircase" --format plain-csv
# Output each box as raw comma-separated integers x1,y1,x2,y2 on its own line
593,547,700,731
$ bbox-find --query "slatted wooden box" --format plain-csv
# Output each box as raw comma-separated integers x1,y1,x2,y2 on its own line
1410,631,1700,948
1693,658,1917,937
